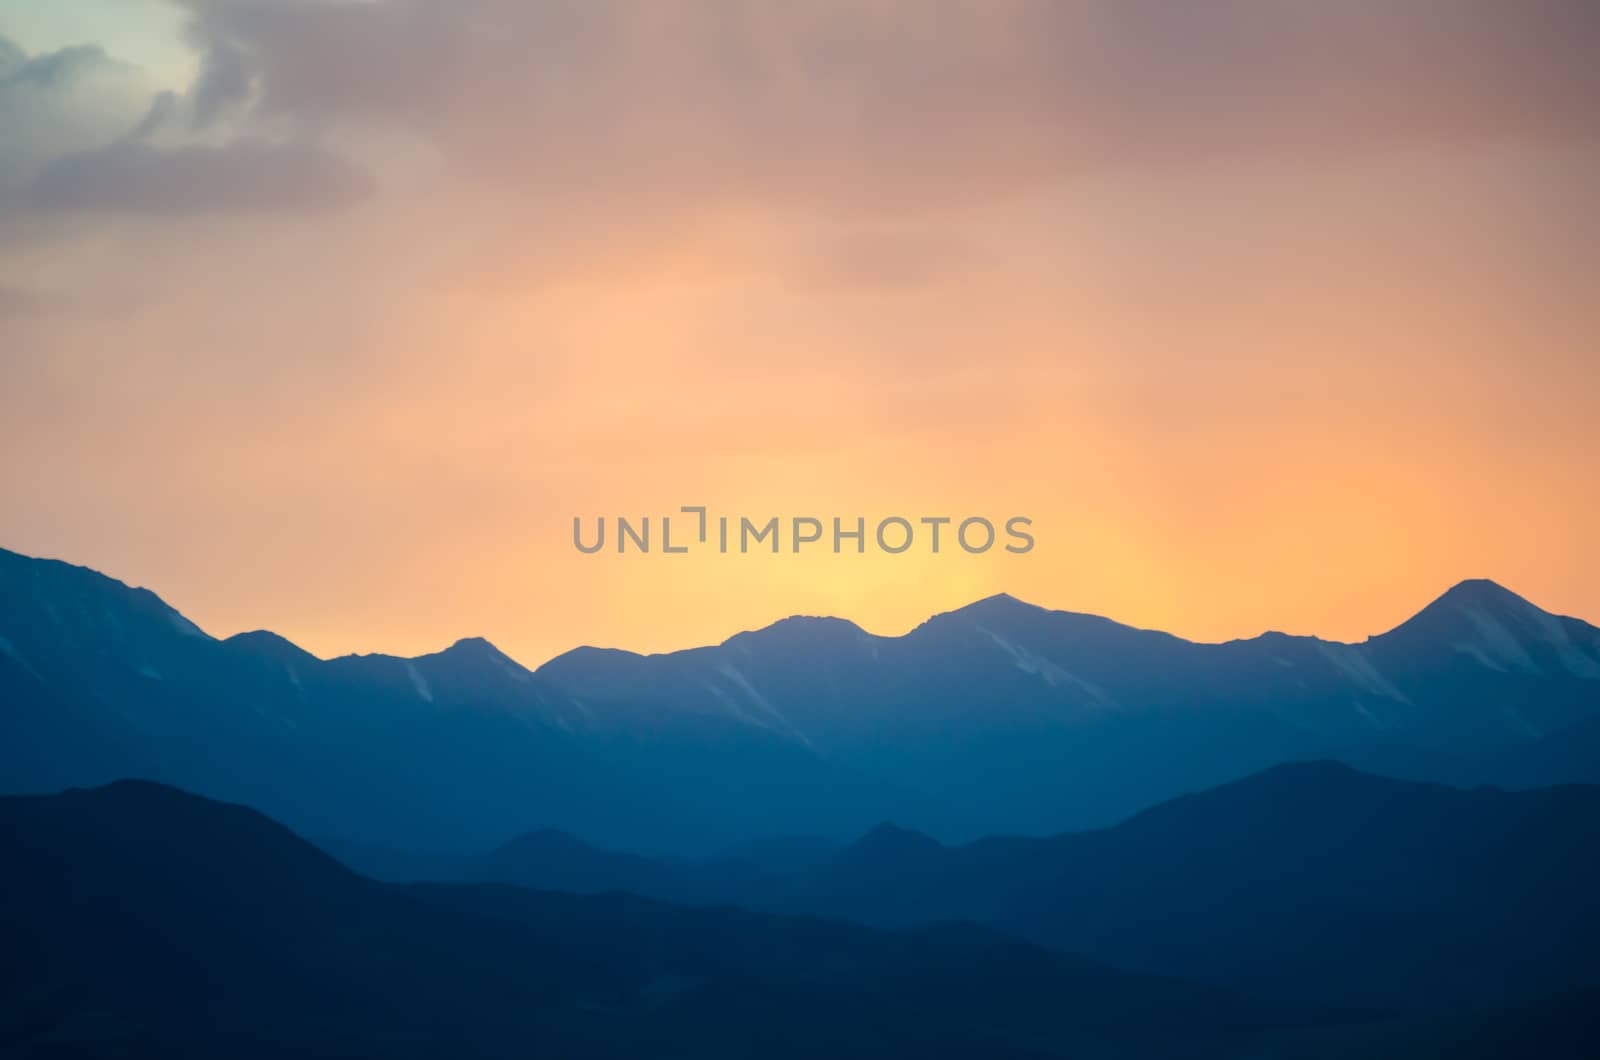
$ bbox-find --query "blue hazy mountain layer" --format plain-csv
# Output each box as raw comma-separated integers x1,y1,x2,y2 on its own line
4,774,1596,1058
4,545,1600,853
400,762,1600,1012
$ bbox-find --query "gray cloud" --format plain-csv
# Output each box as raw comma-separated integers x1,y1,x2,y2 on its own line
165,0,1600,215
0,37,120,88
0,31,373,217
23,138,373,215
11,3,1596,224
0,35,148,183
189,38,254,130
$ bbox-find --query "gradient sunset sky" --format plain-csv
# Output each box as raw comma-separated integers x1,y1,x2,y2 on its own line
2,1,1596,666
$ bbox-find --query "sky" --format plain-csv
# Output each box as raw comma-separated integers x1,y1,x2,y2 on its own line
1,0,1596,666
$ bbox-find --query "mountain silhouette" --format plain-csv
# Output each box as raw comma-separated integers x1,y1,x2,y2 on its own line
319,762,1600,1013
324,826,848,904
470,827,672,894
753,764,1600,1011
4,543,1600,852
0,778,1357,1059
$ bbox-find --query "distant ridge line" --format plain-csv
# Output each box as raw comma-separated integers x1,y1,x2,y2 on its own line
0,546,1581,672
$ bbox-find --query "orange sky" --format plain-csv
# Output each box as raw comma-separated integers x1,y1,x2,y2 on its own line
1,2,1596,665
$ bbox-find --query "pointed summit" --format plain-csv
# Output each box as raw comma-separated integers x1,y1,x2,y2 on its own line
838,822,947,868
916,591,1147,647
1377,578,1600,678
438,635,509,661
962,591,1038,614
918,592,1047,630
416,636,536,688
1432,578,1536,612
1390,578,1546,636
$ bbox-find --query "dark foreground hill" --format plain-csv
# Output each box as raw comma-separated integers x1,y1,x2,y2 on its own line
438,764,1600,1012
0,780,1340,1060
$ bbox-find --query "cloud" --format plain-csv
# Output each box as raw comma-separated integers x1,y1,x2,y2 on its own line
0,35,150,184
188,37,253,130
23,138,373,215
164,0,1600,217
0,37,119,89
9,2,1596,227
1,31,372,218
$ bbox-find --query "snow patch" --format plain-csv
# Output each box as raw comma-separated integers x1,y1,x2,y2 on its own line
979,627,1119,710
1510,611,1600,677
1351,700,1387,731
0,635,42,681
702,680,768,729
405,662,434,702
711,665,813,747
716,664,786,724
498,658,532,683
1319,644,1410,703
167,611,209,639
1452,644,1505,672
1554,644,1600,679
1459,607,1541,674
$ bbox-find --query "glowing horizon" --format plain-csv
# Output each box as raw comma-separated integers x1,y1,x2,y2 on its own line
3,2,1596,667
9,539,1589,672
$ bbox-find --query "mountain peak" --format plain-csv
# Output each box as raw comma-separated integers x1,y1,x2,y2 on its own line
918,592,1146,643
966,591,1036,612
861,820,936,841
224,629,320,663
1374,577,1600,678
1395,578,1547,634
1433,578,1531,611
0,544,212,640
724,614,870,651
425,635,535,678
843,822,946,863
494,827,594,854
920,592,1047,629
442,635,504,658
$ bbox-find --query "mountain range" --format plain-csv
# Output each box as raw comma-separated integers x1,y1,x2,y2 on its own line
349,762,1597,1012
3,544,1599,852
4,544,1600,1055
5,771,1596,1058
2,778,1335,1059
